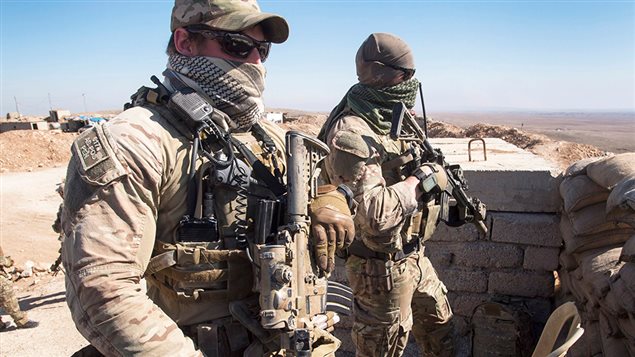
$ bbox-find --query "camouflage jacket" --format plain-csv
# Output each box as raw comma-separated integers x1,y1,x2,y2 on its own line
322,112,421,254
61,78,286,356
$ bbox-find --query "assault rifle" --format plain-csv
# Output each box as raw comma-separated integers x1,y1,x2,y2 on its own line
390,102,488,234
253,131,339,355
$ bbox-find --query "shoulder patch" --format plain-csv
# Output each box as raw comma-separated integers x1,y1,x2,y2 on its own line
332,131,372,159
72,124,127,186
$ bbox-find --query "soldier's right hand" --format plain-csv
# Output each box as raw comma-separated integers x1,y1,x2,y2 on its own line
309,185,355,273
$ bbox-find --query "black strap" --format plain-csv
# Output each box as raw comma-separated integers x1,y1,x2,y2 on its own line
230,136,286,197
347,238,419,261
251,122,285,187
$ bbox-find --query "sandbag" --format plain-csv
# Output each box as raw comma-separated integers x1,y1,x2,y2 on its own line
559,250,579,271
602,285,628,316
578,246,623,300
560,215,633,254
605,264,635,316
619,235,635,263
577,319,603,357
568,202,630,236
560,175,610,213
557,269,573,296
586,153,635,190
606,177,635,227
616,263,635,294
564,268,589,309
563,156,604,178
618,313,635,340
601,337,629,357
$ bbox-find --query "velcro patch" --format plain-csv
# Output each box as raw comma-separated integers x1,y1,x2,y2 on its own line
72,124,126,186
74,129,108,171
332,131,371,159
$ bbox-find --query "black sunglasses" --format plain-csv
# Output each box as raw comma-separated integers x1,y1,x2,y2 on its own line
384,63,416,81
187,27,271,62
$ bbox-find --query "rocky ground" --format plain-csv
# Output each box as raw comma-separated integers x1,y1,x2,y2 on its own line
0,111,630,355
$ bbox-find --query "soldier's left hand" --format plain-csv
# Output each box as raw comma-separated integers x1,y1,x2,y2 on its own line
311,311,340,332
310,186,355,273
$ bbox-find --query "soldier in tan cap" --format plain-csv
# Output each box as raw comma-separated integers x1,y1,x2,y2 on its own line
62,1,353,356
318,33,455,357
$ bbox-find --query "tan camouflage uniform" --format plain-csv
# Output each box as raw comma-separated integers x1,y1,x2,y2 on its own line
62,103,289,356
0,246,30,328
320,33,454,357
62,1,350,356
323,115,454,357
61,1,276,356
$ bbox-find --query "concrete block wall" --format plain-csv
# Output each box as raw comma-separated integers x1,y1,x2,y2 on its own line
330,138,564,356
427,139,563,355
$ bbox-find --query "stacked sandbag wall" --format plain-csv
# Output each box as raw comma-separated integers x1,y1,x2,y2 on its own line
558,153,635,356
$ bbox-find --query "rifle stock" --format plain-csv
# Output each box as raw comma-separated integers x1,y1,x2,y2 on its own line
391,103,488,234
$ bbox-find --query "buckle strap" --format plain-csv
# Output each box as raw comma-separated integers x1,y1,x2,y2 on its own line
176,288,228,302
348,238,419,261
145,251,177,276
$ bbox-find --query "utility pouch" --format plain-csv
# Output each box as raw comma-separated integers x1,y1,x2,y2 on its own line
363,259,394,294
177,216,219,243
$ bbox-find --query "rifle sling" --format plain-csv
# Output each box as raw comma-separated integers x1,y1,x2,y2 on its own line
383,152,414,172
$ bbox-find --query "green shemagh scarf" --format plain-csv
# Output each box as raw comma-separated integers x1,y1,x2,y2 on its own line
167,53,266,132
319,78,420,140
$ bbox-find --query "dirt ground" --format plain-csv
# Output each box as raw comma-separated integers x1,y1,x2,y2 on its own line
0,111,632,355
0,167,88,356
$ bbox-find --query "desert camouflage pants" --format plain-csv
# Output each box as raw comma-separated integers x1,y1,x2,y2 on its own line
346,252,454,357
0,274,28,326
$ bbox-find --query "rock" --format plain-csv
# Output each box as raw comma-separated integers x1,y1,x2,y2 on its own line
20,260,34,278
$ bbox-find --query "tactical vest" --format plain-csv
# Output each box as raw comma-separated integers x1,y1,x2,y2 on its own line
378,132,442,244
128,84,287,314
332,110,440,260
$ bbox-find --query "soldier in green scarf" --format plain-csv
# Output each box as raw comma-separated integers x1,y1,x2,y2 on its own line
319,33,454,357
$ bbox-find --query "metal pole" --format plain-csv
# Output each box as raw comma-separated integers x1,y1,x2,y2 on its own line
418,82,428,138
13,96,20,116
48,93,53,110
82,93,87,112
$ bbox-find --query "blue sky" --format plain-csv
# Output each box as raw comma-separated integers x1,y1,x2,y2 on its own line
1,0,634,116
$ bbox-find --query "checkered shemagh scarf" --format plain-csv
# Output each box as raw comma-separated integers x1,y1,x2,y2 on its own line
168,54,266,132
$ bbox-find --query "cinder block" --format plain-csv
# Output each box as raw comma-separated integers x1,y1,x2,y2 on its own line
438,268,488,293
425,242,454,267
448,292,490,317
427,241,523,269
430,138,562,213
490,212,562,247
524,246,560,271
457,242,523,269
430,220,481,242
489,271,555,298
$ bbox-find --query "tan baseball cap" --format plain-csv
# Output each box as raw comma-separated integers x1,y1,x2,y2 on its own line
170,0,289,43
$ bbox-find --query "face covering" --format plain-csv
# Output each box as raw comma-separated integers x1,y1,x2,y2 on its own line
168,53,266,132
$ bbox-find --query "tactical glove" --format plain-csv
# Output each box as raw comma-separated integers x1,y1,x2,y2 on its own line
412,163,448,194
310,320,342,357
310,185,355,273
